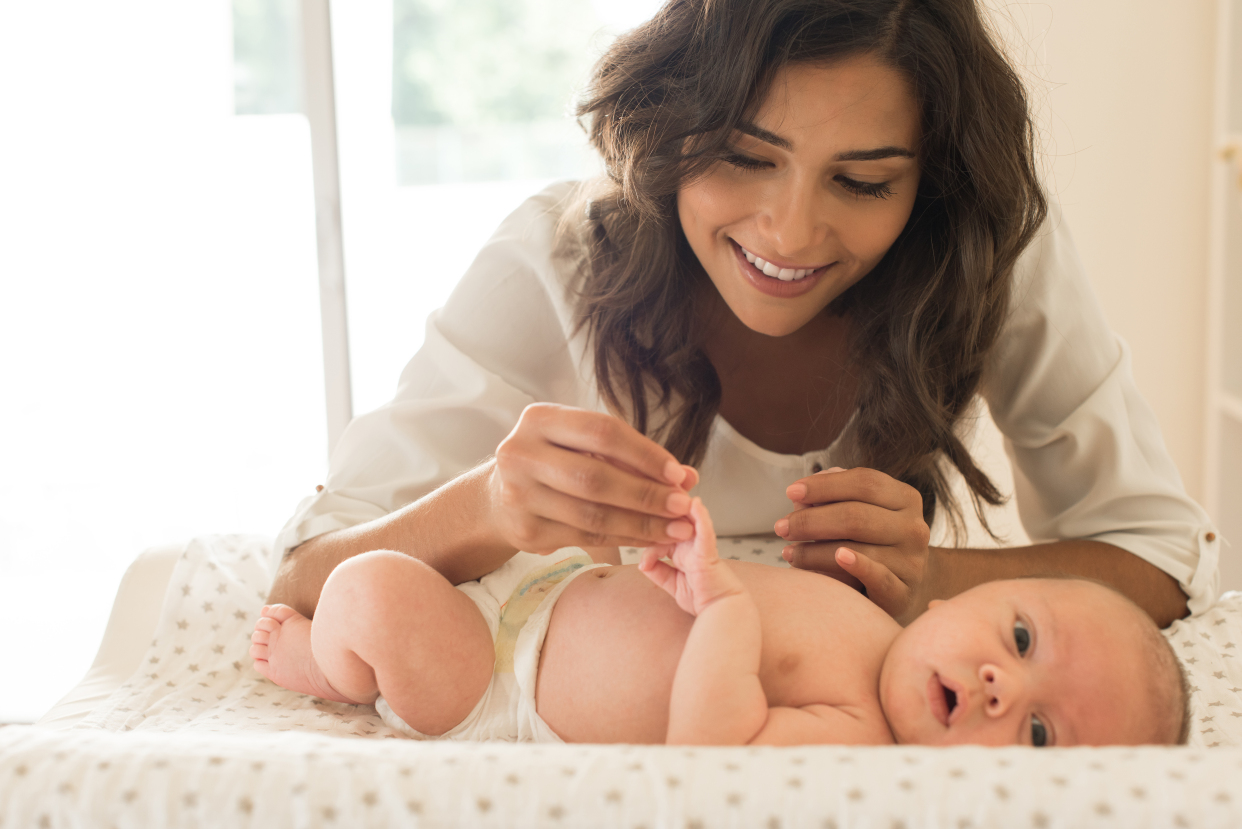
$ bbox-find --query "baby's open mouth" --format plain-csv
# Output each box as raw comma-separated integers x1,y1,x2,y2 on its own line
928,673,959,727
944,685,958,716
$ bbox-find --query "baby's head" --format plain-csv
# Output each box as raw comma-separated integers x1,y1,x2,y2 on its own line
878,577,1189,747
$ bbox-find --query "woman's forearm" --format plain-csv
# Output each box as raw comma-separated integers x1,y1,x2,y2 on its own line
666,591,768,745
918,540,1189,627
266,462,517,617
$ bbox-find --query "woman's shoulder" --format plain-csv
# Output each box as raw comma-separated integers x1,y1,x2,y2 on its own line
446,180,589,303
1000,199,1114,348
431,180,601,402
985,198,1123,418
1009,199,1078,296
483,179,587,260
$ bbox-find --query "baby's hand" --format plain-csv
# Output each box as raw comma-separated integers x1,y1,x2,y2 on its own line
638,497,745,616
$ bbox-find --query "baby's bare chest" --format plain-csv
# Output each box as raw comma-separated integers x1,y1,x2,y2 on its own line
742,564,896,707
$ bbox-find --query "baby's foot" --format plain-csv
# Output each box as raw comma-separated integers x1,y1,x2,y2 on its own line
249,605,355,704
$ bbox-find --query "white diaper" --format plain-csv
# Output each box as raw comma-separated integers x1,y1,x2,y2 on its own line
376,548,606,742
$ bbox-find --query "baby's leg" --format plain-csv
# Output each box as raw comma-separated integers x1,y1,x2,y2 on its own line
251,550,495,735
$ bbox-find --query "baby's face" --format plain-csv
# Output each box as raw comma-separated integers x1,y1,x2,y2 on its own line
878,579,1163,747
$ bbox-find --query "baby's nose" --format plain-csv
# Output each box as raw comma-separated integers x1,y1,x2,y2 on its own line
979,663,1014,717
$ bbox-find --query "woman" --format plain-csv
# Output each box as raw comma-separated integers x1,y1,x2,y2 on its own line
269,0,1218,627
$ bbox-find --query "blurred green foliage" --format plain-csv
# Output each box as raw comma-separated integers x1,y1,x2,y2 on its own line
232,0,301,115
230,0,611,181
391,0,602,127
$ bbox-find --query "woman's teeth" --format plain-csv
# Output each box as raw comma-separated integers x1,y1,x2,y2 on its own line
740,246,816,281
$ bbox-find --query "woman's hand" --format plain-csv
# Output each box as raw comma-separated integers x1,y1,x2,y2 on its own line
775,467,930,621
487,403,699,554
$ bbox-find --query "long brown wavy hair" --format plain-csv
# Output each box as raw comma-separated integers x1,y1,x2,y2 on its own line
563,0,1047,537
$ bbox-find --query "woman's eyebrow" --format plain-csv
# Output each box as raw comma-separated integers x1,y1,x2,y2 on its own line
735,124,915,161
835,146,916,162
738,123,793,150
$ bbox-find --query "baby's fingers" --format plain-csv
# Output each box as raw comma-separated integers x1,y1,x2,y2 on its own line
639,551,680,594
640,543,674,567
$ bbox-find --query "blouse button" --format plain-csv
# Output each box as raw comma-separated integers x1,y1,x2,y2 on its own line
1206,532,1217,542
811,462,823,474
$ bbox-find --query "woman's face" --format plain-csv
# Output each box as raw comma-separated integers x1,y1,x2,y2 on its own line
678,54,921,337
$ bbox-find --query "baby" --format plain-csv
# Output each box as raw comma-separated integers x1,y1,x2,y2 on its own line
251,499,1189,747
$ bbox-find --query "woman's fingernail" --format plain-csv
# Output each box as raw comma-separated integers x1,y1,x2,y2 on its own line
774,519,789,537
664,459,686,485
837,547,856,566
786,483,807,500
667,490,691,514
827,466,846,473
667,520,693,540
781,546,793,561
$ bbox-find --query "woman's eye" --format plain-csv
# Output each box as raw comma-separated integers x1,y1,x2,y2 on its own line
1013,619,1031,655
836,176,894,200
723,153,770,172
1031,714,1048,747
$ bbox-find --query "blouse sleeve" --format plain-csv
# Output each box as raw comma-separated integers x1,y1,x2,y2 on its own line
982,203,1221,614
272,182,590,561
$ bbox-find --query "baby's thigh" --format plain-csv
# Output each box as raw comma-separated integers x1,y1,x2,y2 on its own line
317,550,493,668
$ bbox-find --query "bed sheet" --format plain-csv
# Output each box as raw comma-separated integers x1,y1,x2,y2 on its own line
5,534,1242,828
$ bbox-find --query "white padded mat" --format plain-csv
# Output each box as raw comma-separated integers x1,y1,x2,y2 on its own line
5,726,1242,829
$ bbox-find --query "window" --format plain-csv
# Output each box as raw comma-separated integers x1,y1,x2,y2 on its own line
330,0,661,414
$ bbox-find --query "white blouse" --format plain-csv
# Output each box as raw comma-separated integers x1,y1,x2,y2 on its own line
274,181,1221,613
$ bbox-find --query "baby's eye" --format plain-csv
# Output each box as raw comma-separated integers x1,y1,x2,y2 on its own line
1013,619,1031,655
1031,714,1048,747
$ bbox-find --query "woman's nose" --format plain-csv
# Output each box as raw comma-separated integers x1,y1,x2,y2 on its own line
979,663,1017,718
761,175,827,256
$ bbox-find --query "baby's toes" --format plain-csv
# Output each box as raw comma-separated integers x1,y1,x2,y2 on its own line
261,603,303,623
249,641,269,662
253,616,279,635
251,627,270,645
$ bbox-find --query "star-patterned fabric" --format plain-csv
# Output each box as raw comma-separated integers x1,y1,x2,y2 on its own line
3,534,1242,828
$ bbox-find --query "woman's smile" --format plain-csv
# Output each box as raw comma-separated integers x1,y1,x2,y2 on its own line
731,240,832,298
735,241,831,281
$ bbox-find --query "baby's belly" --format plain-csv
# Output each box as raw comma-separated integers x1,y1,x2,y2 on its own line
535,565,693,743
535,560,893,744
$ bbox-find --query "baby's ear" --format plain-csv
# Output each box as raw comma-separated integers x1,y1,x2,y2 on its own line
927,599,946,610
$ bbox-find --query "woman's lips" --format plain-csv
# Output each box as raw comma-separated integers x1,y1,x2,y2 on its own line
730,240,831,299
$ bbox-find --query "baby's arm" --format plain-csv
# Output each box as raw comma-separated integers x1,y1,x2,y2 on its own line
639,498,769,744
640,499,894,746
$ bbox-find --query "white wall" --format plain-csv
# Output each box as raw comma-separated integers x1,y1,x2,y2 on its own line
992,2,1216,501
